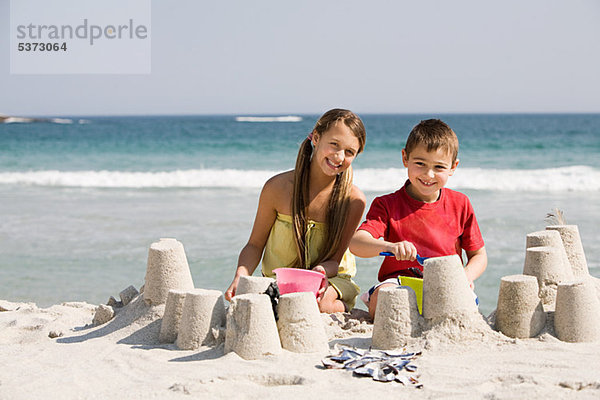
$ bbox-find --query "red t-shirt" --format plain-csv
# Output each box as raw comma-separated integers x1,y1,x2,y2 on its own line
358,180,484,282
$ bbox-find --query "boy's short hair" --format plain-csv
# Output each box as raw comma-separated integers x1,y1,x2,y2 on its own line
404,119,459,163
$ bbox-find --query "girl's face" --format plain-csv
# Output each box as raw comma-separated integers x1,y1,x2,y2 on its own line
311,121,360,177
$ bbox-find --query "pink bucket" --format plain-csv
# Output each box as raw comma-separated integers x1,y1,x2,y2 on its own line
274,268,327,297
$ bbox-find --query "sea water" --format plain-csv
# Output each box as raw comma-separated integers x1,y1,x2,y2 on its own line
1,114,599,316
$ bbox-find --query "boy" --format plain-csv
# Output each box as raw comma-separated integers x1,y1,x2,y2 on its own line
350,119,487,318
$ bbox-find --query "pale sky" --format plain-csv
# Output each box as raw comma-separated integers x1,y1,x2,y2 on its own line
1,0,599,116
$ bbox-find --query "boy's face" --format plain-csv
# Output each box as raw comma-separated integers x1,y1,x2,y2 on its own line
402,144,459,203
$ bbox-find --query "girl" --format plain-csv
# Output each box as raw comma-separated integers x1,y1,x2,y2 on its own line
225,109,366,313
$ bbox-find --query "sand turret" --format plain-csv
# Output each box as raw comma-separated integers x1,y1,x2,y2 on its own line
554,279,600,343
495,275,546,338
422,255,480,323
546,225,589,277
224,293,282,359
159,290,187,343
372,286,422,349
143,238,194,305
176,289,226,350
523,246,571,307
235,276,275,296
526,230,572,277
276,292,328,353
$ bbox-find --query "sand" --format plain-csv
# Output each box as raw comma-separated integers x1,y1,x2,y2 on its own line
1,295,600,400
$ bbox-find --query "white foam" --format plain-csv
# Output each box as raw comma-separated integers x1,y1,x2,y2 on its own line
0,166,597,191
355,165,600,192
50,118,74,124
235,115,302,122
0,169,275,188
1,117,73,124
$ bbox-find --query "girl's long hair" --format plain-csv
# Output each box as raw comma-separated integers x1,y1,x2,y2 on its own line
291,109,366,268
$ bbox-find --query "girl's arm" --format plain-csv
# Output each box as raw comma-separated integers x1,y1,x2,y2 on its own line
464,246,487,288
225,175,282,301
313,185,367,277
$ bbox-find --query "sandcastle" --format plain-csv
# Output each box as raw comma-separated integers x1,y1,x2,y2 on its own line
370,254,490,349
493,223,599,342
141,237,331,358
367,223,597,346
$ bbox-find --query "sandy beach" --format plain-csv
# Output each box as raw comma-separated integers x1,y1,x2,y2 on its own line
1,287,600,400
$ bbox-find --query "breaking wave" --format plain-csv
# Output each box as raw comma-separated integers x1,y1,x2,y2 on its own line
0,166,597,191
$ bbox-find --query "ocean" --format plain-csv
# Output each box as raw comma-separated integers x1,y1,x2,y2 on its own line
1,114,599,316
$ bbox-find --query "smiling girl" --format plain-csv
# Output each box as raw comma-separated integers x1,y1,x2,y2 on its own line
225,109,366,312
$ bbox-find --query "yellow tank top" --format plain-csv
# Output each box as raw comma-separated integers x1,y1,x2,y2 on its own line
261,213,356,278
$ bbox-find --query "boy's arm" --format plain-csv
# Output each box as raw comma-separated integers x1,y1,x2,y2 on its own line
464,246,487,287
350,230,417,261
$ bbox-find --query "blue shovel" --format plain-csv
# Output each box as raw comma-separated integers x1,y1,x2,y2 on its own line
379,252,428,266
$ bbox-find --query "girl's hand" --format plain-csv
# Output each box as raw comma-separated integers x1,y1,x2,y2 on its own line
467,278,475,290
311,265,328,302
225,273,246,301
388,241,417,261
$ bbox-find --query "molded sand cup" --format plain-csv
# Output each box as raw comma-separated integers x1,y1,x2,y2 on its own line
236,276,275,296
526,230,573,280
422,255,479,321
144,238,194,305
372,286,422,349
274,268,327,297
554,279,600,343
176,289,226,350
495,275,546,338
277,292,328,353
546,225,589,277
523,246,570,307
225,293,282,359
159,290,187,343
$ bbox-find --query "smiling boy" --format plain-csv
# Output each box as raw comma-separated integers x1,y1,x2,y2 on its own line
350,119,487,317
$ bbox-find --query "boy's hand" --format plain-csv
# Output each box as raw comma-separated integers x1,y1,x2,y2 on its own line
388,241,417,261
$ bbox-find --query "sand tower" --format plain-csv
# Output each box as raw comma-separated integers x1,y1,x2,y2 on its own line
554,279,600,343
277,292,328,353
159,290,187,343
523,246,571,307
224,293,282,359
144,238,194,305
372,286,422,349
236,276,275,296
526,230,572,278
175,289,226,350
495,275,546,338
546,225,589,278
422,255,480,323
